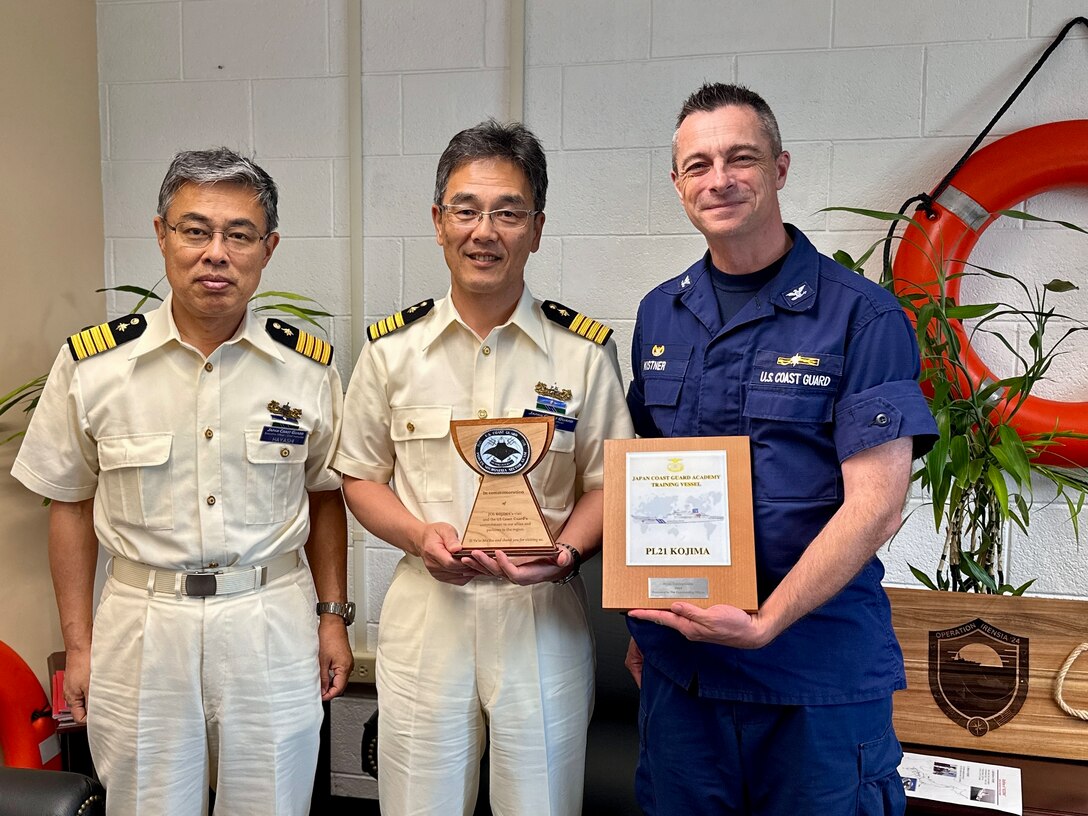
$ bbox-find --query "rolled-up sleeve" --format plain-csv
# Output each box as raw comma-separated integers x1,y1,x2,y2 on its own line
833,307,937,462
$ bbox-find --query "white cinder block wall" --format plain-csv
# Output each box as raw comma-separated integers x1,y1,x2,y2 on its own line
96,0,1088,795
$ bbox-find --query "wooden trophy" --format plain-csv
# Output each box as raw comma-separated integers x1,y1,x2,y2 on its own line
450,416,558,557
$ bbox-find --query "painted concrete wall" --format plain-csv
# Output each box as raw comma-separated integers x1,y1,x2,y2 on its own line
0,0,104,697
92,0,1088,795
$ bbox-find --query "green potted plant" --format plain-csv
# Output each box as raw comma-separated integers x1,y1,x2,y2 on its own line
828,206,1088,760
834,207,1088,594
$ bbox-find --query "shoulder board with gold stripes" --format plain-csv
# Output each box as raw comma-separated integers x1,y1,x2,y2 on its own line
541,300,613,345
366,299,435,342
265,318,334,366
67,314,147,361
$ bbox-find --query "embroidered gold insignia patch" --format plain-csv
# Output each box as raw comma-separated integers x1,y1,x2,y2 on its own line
265,319,333,365
535,382,574,401
67,315,146,361
541,300,613,345
366,299,435,342
777,354,820,367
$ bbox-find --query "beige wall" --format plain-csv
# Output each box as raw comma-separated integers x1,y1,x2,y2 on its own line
0,0,104,689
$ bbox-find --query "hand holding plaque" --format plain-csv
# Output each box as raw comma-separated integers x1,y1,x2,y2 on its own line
450,416,558,557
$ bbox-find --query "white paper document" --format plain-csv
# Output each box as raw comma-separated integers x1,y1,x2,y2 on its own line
625,450,730,566
899,752,1023,814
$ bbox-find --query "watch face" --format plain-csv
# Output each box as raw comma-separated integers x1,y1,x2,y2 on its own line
343,601,357,625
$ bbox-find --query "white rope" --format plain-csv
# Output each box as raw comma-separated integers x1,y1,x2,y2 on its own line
1053,642,1088,720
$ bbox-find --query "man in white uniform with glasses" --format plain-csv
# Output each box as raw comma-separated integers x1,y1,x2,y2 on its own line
12,147,353,815
335,120,633,816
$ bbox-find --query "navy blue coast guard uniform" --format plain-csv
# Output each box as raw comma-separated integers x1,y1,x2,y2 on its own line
626,226,937,815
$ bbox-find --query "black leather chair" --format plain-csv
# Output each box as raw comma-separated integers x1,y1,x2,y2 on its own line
0,767,105,816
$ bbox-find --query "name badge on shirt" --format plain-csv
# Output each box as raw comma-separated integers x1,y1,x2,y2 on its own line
523,408,577,433
260,424,309,445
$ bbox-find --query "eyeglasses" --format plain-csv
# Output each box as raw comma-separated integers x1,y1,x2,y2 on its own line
439,205,540,230
164,219,271,252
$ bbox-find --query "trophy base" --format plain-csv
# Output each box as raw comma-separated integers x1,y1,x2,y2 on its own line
459,543,559,558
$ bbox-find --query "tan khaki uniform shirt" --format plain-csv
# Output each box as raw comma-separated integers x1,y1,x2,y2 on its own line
334,287,633,537
12,294,342,569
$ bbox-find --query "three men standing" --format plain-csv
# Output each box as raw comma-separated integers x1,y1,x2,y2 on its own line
335,120,633,816
13,85,935,816
625,84,937,815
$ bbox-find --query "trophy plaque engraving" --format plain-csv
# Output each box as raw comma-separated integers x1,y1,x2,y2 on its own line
450,416,558,557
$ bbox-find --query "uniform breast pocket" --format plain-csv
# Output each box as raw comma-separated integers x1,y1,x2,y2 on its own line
640,342,692,437
525,423,576,510
98,433,174,530
743,349,844,501
744,349,844,423
245,431,308,524
391,406,452,503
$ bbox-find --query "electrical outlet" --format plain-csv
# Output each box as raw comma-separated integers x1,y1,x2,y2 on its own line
351,651,377,684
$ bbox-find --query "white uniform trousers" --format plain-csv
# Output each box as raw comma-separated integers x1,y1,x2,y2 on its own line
86,564,323,816
376,556,594,816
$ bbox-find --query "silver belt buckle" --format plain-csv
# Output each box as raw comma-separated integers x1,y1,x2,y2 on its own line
185,570,220,597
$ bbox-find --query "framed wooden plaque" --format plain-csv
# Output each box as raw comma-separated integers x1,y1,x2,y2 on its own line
602,436,757,611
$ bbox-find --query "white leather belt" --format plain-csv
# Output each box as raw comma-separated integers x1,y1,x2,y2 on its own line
110,551,300,598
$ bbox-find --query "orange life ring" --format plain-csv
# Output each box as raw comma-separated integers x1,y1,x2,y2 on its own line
0,640,62,770
892,120,1088,467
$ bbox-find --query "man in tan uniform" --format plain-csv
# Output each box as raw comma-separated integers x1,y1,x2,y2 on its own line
13,147,353,815
334,120,633,815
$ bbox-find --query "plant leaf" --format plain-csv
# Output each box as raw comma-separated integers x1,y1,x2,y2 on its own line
908,565,939,591
959,553,998,593
96,284,165,301
258,303,328,330
996,208,1088,235
249,290,322,303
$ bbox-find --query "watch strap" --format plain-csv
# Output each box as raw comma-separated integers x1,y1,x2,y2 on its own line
316,601,356,625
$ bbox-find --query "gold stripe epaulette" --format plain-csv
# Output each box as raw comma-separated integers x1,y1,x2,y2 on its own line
67,314,147,361
541,300,613,345
265,319,333,366
366,299,435,341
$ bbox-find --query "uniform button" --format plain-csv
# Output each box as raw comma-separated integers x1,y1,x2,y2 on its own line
481,345,491,356
280,448,290,458
204,428,214,439
477,409,488,419
204,362,214,372
874,413,890,427
206,495,216,506
406,421,415,433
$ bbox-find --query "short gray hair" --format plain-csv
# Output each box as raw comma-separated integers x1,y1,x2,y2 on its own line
434,119,547,211
672,83,783,173
157,147,279,232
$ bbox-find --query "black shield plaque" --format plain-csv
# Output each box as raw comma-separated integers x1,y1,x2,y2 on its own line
928,617,1029,737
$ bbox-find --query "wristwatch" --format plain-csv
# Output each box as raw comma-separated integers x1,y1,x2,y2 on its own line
315,601,356,625
553,543,582,585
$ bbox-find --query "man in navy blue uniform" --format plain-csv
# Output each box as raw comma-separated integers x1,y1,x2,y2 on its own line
624,83,938,815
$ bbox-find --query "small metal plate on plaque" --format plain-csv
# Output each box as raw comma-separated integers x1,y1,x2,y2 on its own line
648,577,710,599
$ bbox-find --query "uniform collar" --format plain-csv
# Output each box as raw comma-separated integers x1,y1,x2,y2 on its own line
128,292,285,361
762,225,820,313
420,285,547,353
666,224,821,333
